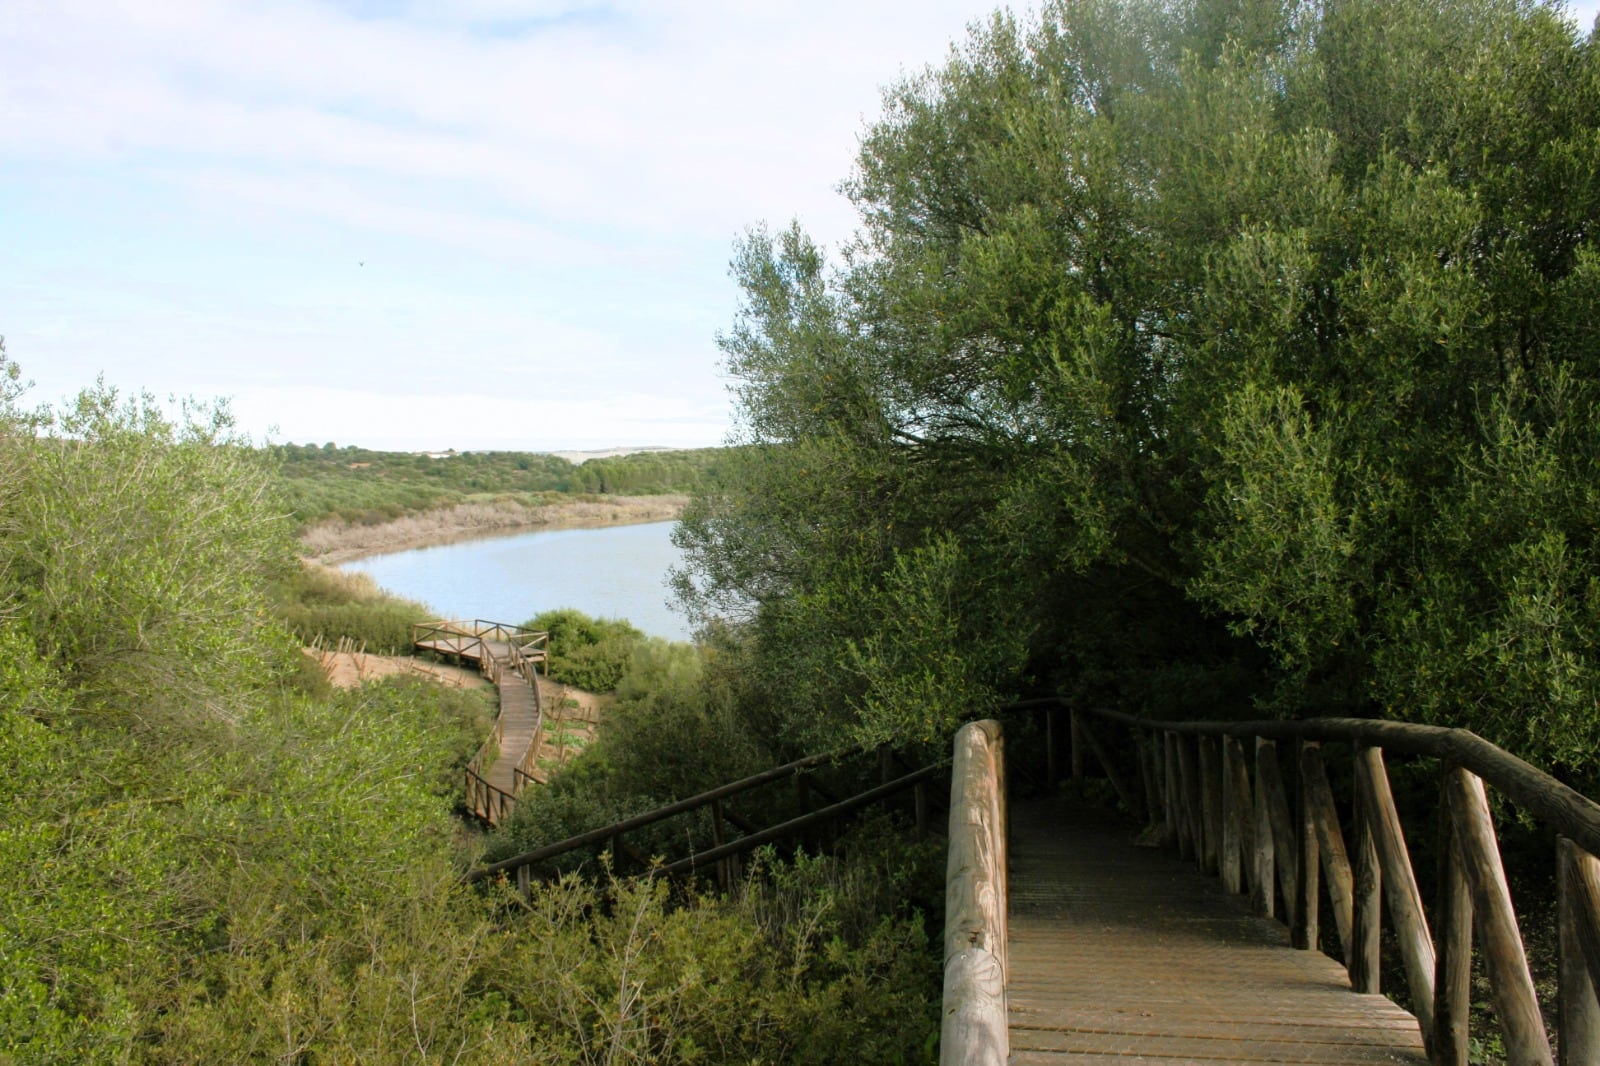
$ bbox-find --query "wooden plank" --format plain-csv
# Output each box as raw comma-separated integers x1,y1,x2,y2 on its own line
1006,798,1428,1065
1446,767,1553,1065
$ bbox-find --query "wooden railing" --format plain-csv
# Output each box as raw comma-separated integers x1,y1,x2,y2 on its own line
464,712,514,823
412,620,550,678
465,747,942,895
420,619,548,822
941,720,1008,1066
1023,698,1600,1066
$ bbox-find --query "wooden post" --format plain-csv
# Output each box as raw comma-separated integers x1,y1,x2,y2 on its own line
1355,745,1436,1046
1162,732,1182,855
1350,755,1383,994
1070,709,1085,784
941,720,1008,1065
1220,736,1247,894
1558,837,1600,1065
1175,734,1198,863
516,862,531,898
1081,715,1141,818
1257,738,1298,925
1045,708,1057,786
1139,737,1167,842
1446,767,1553,1065
1199,736,1222,876
1295,740,1322,952
1433,773,1472,1066
1302,742,1354,960
711,798,729,894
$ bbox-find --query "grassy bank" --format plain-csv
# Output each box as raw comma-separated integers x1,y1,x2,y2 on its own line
299,492,687,563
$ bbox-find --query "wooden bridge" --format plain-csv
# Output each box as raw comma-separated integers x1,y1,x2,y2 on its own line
943,705,1600,1065
413,620,549,824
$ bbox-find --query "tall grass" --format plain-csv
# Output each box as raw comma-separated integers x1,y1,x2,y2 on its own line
272,563,432,655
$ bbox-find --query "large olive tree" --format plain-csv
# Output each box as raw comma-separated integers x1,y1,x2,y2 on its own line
676,0,1600,770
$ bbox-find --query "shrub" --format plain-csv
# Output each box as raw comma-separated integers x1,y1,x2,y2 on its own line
525,608,645,692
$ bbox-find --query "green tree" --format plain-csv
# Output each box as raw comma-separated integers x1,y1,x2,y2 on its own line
677,0,1600,770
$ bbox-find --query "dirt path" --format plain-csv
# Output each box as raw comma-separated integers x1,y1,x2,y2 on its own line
310,648,490,690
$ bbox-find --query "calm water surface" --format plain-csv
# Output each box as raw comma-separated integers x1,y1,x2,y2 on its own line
340,521,692,641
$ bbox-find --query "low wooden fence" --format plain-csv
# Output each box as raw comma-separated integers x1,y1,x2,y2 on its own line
1024,698,1600,1066
465,747,942,895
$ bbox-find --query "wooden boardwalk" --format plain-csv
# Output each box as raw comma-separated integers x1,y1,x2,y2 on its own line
414,622,548,823
1007,797,1428,1065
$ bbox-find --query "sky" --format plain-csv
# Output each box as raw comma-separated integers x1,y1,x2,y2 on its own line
4,1,1599,453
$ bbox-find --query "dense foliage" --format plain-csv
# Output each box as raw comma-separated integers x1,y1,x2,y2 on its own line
276,440,726,526
525,607,648,692
0,345,939,1062
676,0,1600,773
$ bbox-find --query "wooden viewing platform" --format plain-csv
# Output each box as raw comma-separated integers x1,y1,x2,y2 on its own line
414,620,549,824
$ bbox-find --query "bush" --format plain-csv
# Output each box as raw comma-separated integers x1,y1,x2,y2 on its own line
525,608,645,692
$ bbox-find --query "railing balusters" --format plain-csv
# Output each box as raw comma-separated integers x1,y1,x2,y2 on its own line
1434,771,1473,1066
1294,740,1321,952
1222,735,1254,898
1445,767,1553,1065
1350,752,1383,994
1355,745,1436,1046
1558,837,1600,1065
1199,736,1223,876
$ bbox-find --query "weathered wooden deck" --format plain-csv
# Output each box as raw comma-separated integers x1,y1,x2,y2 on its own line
415,622,548,823
1007,797,1428,1065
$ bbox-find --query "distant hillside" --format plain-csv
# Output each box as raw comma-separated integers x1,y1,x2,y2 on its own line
548,446,678,465
270,441,727,528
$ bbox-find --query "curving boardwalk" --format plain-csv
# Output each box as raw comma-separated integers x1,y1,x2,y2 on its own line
1007,797,1427,1065
414,621,549,824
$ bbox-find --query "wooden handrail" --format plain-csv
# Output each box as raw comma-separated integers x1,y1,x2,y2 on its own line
464,746,941,890
1016,697,1600,1065
465,750,843,884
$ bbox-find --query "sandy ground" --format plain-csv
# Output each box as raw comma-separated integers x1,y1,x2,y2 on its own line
310,648,491,690
310,650,605,778
301,494,687,565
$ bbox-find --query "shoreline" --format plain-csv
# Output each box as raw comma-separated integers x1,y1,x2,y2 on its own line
300,494,688,565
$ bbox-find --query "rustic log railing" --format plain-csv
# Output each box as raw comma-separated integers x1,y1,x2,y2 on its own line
465,747,941,895
1017,697,1600,1066
940,720,1008,1066
464,712,515,824
412,620,550,678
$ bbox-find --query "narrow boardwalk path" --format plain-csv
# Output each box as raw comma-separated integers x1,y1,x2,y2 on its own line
1007,797,1428,1065
482,641,540,799
415,622,548,822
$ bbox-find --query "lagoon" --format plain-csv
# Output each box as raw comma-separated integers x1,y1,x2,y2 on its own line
340,520,693,642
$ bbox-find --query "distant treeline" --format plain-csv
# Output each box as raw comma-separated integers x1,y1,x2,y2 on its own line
272,442,727,526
